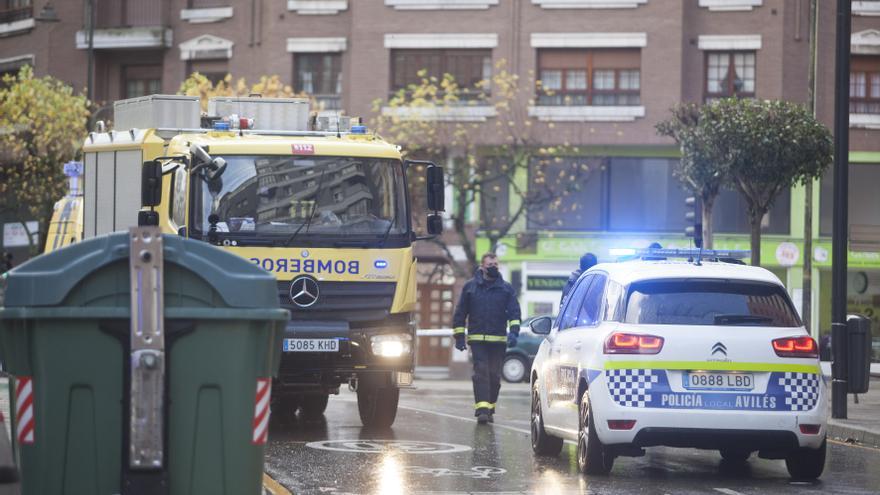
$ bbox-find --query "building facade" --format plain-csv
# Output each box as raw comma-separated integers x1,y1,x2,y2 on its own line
2,0,880,358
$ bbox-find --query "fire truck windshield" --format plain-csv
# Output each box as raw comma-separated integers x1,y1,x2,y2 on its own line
194,155,408,242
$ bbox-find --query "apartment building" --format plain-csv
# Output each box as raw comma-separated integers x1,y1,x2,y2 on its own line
1,1,879,352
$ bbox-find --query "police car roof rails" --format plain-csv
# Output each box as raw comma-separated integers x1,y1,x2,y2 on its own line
619,248,751,266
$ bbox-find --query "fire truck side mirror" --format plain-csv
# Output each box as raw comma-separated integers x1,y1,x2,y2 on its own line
426,214,443,236
141,160,163,207
425,164,444,212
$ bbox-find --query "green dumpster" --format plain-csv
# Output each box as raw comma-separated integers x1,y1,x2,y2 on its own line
0,229,287,495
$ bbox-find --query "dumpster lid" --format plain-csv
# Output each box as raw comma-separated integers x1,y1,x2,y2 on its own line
2,232,279,309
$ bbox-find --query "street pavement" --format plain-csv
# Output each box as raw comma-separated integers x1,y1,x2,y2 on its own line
263,379,880,495
1,377,879,494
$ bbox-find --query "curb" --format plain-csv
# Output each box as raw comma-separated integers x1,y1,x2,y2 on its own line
827,422,880,449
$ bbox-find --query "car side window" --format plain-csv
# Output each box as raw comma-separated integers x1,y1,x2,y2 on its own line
603,280,625,322
558,274,594,331
577,274,607,327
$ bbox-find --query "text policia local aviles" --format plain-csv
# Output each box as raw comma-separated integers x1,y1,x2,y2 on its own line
249,257,360,275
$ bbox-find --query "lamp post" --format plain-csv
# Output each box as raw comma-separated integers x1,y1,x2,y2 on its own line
831,0,852,420
35,2,93,103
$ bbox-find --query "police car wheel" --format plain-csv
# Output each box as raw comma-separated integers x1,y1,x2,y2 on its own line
531,382,563,456
502,355,528,383
300,394,330,419
719,448,752,463
785,438,826,480
577,392,613,475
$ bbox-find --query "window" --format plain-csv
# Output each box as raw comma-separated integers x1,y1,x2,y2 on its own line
819,164,880,236
576,273,606,327
537,49,640,106
712,187,790,235
0,0,31,24
603,279,625,322
391,49,491,101
123,65,161,99
705,51,755,101
479,158,511,231
295,53,342,110
558,274,593,330
527,157,604,231
186,59,228,86
851,56,880,114
624,279,801,327
608,158,688,232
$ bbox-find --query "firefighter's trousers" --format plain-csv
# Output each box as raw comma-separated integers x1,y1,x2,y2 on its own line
470,341,506,416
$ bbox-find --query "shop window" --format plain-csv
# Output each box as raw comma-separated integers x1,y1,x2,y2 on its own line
712,187,790,235
391,49,491,102
705,51,755,102
820,164,880,237
608,158,687,232
537,49,640,106
527,157,604,231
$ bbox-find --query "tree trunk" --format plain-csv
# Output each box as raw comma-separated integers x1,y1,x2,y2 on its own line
702,194,716,250
749,211,763,267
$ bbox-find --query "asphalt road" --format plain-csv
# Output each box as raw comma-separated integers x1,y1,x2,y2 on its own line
264,382,880,495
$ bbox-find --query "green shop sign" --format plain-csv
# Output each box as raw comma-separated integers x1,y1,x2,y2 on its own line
527,275,569,291
477,235,880,269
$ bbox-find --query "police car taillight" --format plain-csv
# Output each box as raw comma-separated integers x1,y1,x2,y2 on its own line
771,336,818,358
604,333,664,355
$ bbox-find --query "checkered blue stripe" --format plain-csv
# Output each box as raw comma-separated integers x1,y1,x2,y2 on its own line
778,372,820,411
606,369,660,408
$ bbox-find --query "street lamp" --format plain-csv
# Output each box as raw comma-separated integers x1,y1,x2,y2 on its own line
34,4,59,22
34,2,94,104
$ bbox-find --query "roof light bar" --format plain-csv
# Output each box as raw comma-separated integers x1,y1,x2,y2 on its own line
634,248,751,260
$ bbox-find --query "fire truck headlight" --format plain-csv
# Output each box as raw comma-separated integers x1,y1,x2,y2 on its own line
370,334,413,358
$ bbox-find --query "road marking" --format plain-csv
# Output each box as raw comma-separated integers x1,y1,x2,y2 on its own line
713,489,746,495
307,439,471,454
263,472,292,495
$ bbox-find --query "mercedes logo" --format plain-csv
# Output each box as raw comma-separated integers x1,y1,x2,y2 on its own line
711,342,727,357
289,276,320,308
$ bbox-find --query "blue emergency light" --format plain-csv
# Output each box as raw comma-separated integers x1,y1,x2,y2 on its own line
350,125,367,134
213,121,230,131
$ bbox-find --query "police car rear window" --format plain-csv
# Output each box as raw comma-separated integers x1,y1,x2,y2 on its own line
623,279,801,327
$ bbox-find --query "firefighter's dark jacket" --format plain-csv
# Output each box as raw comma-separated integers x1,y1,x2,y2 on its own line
452,269,522,343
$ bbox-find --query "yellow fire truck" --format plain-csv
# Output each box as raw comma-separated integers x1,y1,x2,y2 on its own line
78,95,444,427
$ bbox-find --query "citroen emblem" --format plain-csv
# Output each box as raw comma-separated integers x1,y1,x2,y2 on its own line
289,276,320,308
711,342,727,357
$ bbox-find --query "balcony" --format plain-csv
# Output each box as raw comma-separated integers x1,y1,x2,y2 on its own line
76,0,171,50
0,5,34,37
181,0,233,24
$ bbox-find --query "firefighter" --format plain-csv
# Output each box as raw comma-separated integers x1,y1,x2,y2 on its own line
452,252,521,424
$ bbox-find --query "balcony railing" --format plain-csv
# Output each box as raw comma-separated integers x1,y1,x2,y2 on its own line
0,5,32,24
94,0,163,28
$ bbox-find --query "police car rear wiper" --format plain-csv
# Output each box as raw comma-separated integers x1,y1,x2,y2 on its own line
713,314,774,325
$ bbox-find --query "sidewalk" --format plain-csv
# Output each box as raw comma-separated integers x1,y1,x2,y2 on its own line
825,376,880,449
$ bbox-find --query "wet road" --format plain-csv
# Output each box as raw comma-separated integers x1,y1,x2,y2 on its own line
264,382,880,495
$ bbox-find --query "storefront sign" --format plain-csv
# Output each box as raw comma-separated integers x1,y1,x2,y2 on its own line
2,222,38,248
527,275,568,291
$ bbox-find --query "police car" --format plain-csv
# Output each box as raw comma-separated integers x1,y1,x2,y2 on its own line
528,249,826,479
